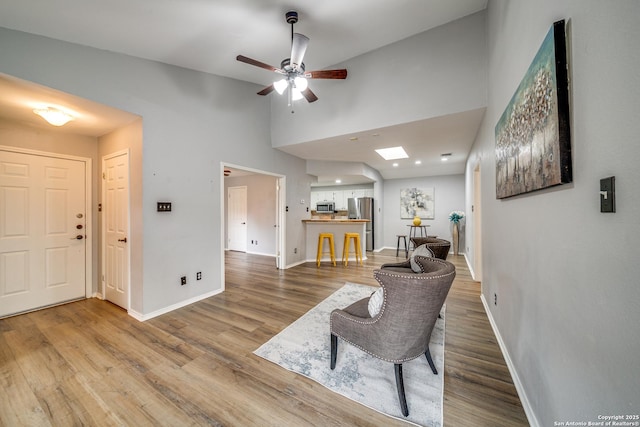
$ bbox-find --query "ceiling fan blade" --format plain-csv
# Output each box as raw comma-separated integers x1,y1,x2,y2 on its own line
290,33,309,71
305,69,348,79
301,87,318,103
236,55,284,74
257,84,275,96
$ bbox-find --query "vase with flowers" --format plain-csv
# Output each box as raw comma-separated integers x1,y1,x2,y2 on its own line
448,211,465,255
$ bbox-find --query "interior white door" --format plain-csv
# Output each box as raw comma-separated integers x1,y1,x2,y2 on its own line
227,186,247,252
0,150,86,318
103,152,129,309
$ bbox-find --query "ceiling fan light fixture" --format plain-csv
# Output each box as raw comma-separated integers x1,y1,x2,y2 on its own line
33,106,74,126
291,87,304,101
294,76,308,91
274,79,288,95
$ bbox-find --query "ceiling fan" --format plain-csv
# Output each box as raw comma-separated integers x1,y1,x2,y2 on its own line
236,11,347,104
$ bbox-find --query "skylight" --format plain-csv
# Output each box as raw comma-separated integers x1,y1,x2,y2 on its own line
375,146,408,160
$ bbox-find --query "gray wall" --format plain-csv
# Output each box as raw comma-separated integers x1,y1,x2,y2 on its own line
383,175,465,249
466,1,640,424
270,11,487,148
0,27,313,315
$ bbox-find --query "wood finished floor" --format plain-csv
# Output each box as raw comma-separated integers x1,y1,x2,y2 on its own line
0,250,529,426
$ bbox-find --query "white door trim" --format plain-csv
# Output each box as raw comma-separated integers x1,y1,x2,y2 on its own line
0,145,93,299
101,149,131,309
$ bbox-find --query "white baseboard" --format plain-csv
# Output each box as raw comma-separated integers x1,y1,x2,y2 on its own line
480,294,539,427
285,259,307,269
464,253,477,280
128,289,223,322
246,250,276,257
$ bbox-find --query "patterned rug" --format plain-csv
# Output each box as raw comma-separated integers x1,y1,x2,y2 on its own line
254,282,445,427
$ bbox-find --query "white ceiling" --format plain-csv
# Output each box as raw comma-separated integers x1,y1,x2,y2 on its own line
0,0,488,182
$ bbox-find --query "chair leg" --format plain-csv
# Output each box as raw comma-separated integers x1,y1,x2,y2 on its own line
394,363,409,417
425,348,438,375
330,334,337,369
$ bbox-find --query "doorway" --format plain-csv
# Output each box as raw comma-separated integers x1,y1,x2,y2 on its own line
0,147,92,318
220,163,286,290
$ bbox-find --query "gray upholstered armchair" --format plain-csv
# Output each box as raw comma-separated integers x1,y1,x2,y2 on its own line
411,237,451,260
330,256,456,416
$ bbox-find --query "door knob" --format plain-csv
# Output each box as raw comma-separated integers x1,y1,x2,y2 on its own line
71,235,84,240
118,237,128,243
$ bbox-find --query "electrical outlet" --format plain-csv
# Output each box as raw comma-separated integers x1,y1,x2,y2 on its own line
494,293,497,306
196,272,202,280
294,247,297,254
251,240,254,244
255,240,257,245
181,276,187,286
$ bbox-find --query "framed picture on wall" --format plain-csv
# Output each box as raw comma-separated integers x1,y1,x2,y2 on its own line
400,187,434,219
495,19,572,199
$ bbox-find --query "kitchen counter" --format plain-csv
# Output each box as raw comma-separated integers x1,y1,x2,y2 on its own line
303,219,368,263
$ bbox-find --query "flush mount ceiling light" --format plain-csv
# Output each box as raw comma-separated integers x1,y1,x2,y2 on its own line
415,160,422,165
335,179,342,184
392,163,399,167
33,106,74,126
375,146,408,160
441,153,452,162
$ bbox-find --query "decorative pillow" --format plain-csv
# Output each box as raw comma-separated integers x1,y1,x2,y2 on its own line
368,287,384,317
410,244,434,273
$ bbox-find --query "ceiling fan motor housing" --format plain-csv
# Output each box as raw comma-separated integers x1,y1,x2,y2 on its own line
280,58,305,73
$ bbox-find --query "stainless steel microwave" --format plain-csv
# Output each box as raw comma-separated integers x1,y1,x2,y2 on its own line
316,202,335,212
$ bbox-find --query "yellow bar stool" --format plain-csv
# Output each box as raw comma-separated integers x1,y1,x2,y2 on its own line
342,232,363,266
316,233,336,267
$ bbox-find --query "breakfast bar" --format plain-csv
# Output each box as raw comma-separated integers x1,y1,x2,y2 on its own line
302,219,370,264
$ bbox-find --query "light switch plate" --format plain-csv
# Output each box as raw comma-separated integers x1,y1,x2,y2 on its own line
157,202,172,212
600,177,615,213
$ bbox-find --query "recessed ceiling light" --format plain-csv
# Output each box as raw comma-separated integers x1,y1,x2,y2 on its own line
375,146,408,160
392,163,399,167
371,133,380,137
349,136,358,141
415,160,422,165
335,179,342,184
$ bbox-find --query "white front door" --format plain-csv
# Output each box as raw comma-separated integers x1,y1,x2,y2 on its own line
227,186,247,252
103,152,129,309
0,150,87,318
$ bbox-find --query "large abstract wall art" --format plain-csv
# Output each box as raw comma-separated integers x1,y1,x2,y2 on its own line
495,20,572,199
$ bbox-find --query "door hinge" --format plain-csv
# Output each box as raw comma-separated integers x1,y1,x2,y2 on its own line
102,172,105,180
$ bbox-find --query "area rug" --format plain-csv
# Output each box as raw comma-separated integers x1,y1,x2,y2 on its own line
254,282,445,427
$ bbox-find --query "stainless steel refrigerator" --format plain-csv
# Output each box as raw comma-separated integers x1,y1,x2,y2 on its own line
357,197,374,251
